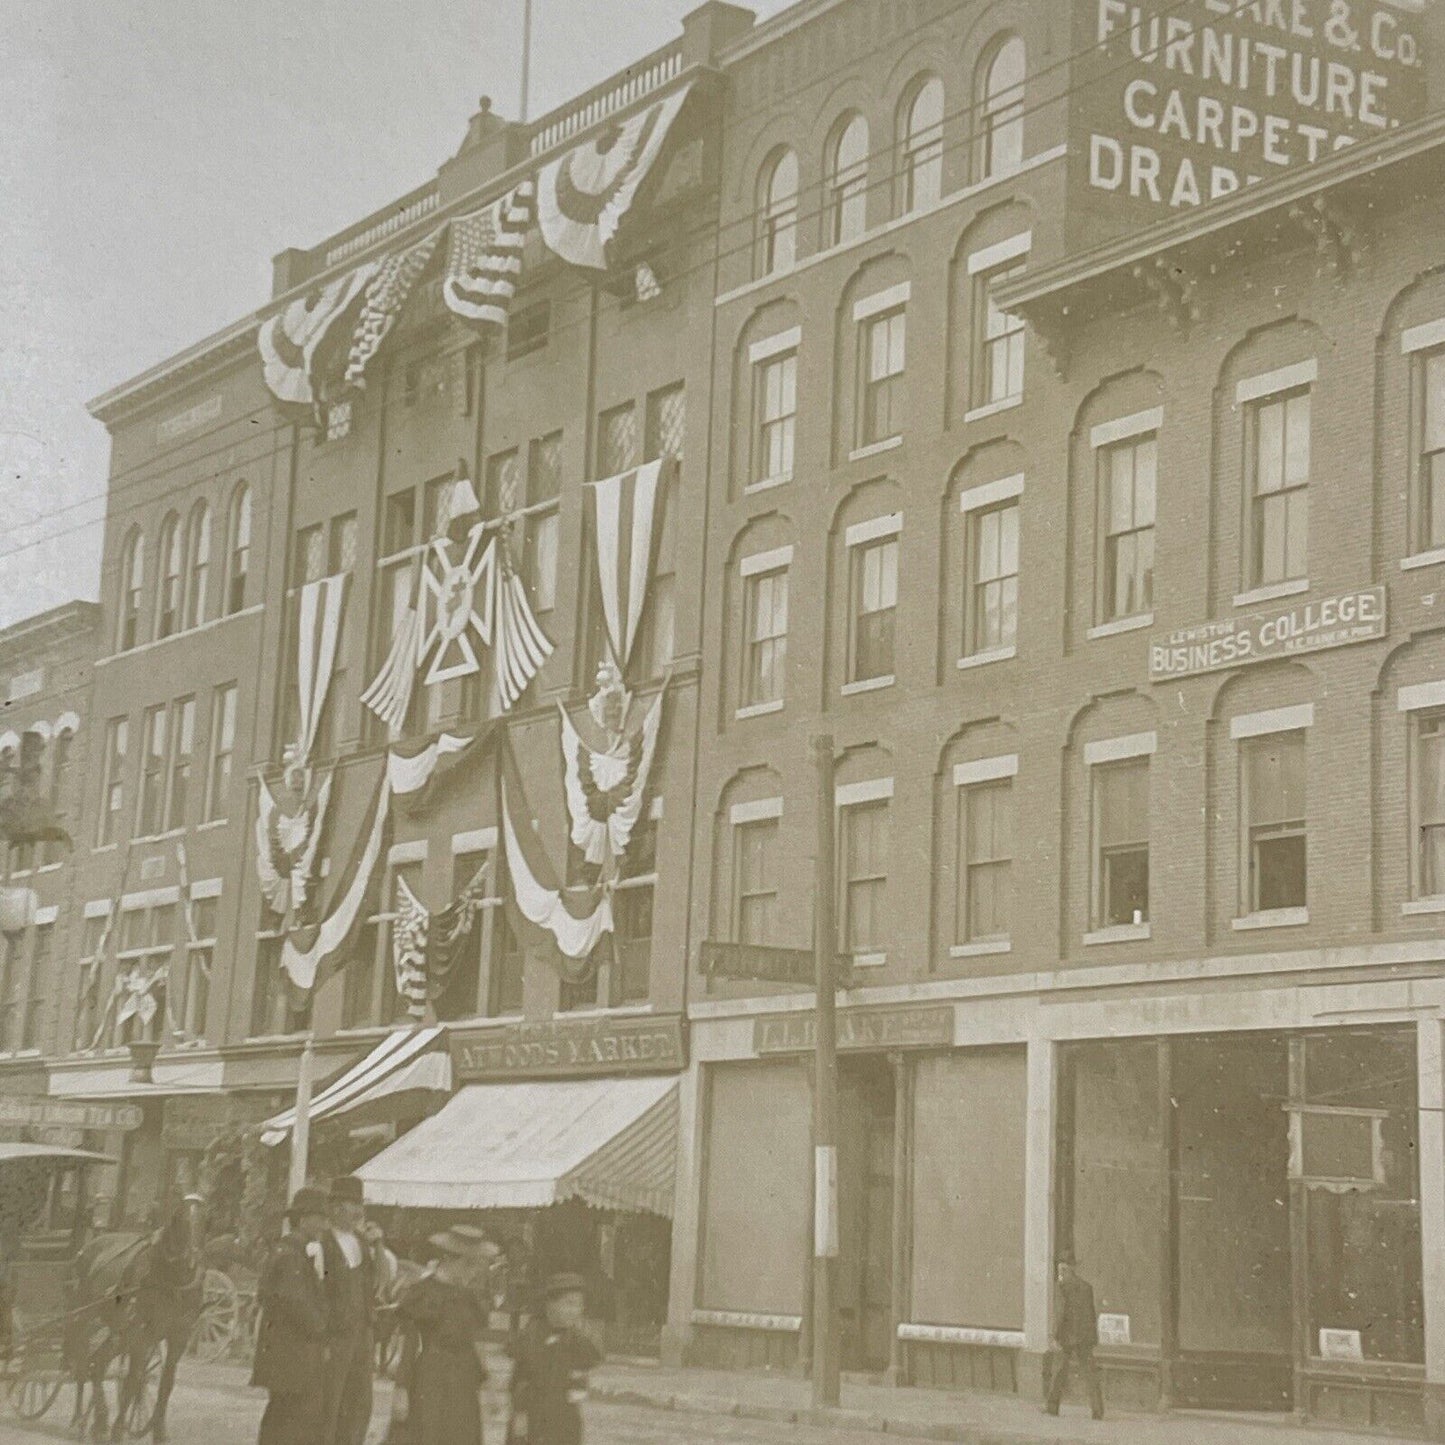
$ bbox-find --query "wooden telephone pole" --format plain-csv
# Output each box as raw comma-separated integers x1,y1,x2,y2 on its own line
811,735,841,1407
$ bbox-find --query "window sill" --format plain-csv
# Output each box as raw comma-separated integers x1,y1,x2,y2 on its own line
1084,922,1151,946
735,699,785,720
6,868,32,880
133,828,185,845
92,843,119,854
97,603,264,666
957,645,1017,671
36,862,63,874
549,1003,655,1022
841,674,895,697
745,474,792,496
1087,613,1154,641
849,952,886,969
1402,897,1445,916
196,818,229,832
1401,547,1445,572
1232,907,1309,931
949,938,1011,959
1233,578,1308,608
963,396,1023,426
848,436,903,463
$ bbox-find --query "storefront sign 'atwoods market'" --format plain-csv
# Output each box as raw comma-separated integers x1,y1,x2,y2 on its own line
754,1005,954,1056
1149,585,1385,682
450,1014,686,1080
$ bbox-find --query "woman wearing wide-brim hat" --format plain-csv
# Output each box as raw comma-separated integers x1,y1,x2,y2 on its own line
394,1227,497,1445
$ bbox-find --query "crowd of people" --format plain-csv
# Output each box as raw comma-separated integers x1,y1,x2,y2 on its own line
252,1180,602,1445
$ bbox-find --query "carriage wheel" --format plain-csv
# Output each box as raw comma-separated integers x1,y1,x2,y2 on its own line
8,1371,62,1419
189,1269,240,1362
124,1344,163,1439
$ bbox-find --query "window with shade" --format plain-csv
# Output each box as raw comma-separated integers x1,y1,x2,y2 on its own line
22,921,52,1051
825,113,868,246
956,777,1012,947
73,915,108,1051
178,895,215,1040
1093,757,1150,929
119,530,145,652
752,349,797,487
156,513,182,640
757,148,798,276
44,729,72,865
226,483,251,616
525,432,563,616
205,683,236,823
610,816,656,1005
598,402,638,479
637,383,685,678
975,262,1026,408
1099,433,1157,623
373,487,422,741
138,705,167,837
1249,388,1311,588
847,533,898,685
742,565,789,710
899,77,943,213
0,935,23,1052
965,501,1019,658
977,35,1025,180
859,309,906,448
1417,347,1445,551
1242,730,1307,914
98,718,128,847
165,696,195,832
734,814,779,944
1416,710,1445,898
840,796,889,961
184,501,211,630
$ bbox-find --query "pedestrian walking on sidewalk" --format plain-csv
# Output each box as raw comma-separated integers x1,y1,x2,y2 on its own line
251,1187,330,1445
397,1226,494,1444
1044,1254,1104,1420
322,1176,376,1445
506,1273,603,1445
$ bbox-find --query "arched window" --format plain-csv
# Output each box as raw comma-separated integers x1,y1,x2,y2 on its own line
184,501,211,630
156,512,182,639
226,483,252,615
118,529,145,651
758,148,799,277
900,77,944,213
978,36,1026,179
825,113,869,247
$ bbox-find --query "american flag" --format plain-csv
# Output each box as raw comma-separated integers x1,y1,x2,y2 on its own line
392,876,430,1019
443,181,535,330
345,229,443,388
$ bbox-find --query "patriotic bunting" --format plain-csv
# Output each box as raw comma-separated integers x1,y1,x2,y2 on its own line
426,858,492,997
256,763,332,921
536,84,692,270
443,182,535,328
259,264,378,409
585,457,671,672
493,543,554,710
392,877,431,1019
345,230,443,389
296,573,349,761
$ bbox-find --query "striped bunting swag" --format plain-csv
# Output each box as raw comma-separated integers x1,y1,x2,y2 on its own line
259,263,378,408
392,876,430,1019
345,229,443,389
443,181,535,330
296,573,349,760
584,456,672,673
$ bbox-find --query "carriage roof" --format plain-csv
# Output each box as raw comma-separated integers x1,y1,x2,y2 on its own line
0,1142,116,1166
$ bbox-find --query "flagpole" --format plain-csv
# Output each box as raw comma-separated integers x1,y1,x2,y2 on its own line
288,1033,316,1200
519,0,534,123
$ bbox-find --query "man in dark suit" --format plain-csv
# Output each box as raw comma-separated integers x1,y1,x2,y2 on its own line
321,1176,375,1445
252,1187,330,1445
508,1273,603,1445
1044,1254,1104,1420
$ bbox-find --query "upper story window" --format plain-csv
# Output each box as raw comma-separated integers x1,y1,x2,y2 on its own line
1085,735,1155,934
293,523,326,588
960,474,1022,661
968,236,1030,413
899,77,944,214
1414,342,1445,552
749,330,800,489
156,512,182,640
825,113,869,247
638,384,686,677
1233,706,1312,919
226,483,251,616
845,517,900,688
184,502,211,631
855,289,908,450
1093,410,1161,624
205,682,237,823
1236,360,1315,591
837,780,891,964
953,756,1016,950
165,696,196,833
598,401,638,478
758,148,799,277
977,35,1026,180
524,432,564,616
98,717,127,848
118,529,145,652
730,798,782,944
1416,709,1445,899
139,703,168,837
739,546,792,713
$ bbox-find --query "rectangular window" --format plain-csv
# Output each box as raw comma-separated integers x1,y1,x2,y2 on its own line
639,385,685,677
430,851,490,1022
753,352,797,486
74,915,109,1051
1417,711,1445,897
1250,389,1310,587
489,908,525,1017
484,449,522,521
611,819,656,1005
507,299,551,361
179,895,215,1039
99,718,128,847
966,502,1020,655
381,864,424,1026
840,799,889,958
1243,730,1307,912
1100,435,1157,621
252,933,310,1038
1094,758,1150,927
205,683,237,822
559,967,599,1012
44,731,73,865
1419,349,1445,550
329,511,358,575
742,568,789,708
977,263,1026,407
383,488,417,556
525,432,563,615
165,696,195,832
0,935,22,1051
860,310,906,447
848,536,898,683
957,779,1012,945
139,705,167,836
598,402,638,479
374,488,420,743
20,921,50,1050
293,524,325,588
734,817,779,944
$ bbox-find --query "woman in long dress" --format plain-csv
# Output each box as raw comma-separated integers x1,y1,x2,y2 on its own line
397,1228,494,1445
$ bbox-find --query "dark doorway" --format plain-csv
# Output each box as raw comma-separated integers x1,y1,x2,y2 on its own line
1171,1035,1292,1411
837,1056,895,1372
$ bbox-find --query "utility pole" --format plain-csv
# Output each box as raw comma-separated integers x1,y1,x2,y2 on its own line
287,1033,316,1201
519,0,534,124
811,734,841,1408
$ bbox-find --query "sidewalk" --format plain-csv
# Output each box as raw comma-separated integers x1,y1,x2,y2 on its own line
588,1358,1410,1445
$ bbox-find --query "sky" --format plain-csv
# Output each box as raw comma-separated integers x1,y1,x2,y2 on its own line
0,0,783,631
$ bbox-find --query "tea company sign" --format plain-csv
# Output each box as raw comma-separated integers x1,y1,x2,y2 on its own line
0,1098,143,1132
1070,0,1429,236
450,1015,686,1080
1149,585,1384,681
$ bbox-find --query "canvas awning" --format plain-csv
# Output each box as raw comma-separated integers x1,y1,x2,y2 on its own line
0,1143,116,1166
261,1026,450,1146
355,1074,678,1216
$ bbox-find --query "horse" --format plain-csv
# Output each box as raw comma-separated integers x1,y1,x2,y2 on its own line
68,1200,205,1443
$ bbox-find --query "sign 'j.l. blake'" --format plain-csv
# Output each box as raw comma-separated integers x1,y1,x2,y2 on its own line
450,1014,686,1080
1071,0,1429,232
754,1005,954,1056
1149,584,1385,680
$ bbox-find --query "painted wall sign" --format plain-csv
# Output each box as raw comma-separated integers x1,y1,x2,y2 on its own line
1149,585,1385,681
1068,0,1429,243
753,1005,954,1056
1098,1313,1133,1345
1319,1327,1365,1361
450,1014,686,1080
161,1093,281,1151
0,1098,144,1132
5,669,43,703
157,394,223,443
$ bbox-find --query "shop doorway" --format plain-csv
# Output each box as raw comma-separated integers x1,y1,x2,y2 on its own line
838,1057,895,1372
1171,1035,1291,1411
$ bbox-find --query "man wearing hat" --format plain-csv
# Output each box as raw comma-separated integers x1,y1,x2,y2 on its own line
321,1177,375,1445
507,1273,603,1445
1044,1253,1104,1420
252,1186,330,1445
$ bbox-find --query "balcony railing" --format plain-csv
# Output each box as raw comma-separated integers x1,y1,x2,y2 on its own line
324,182,441,267
528,41,684,157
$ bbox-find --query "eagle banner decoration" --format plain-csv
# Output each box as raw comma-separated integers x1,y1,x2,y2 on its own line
536,83,693,270
256,749,333,925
